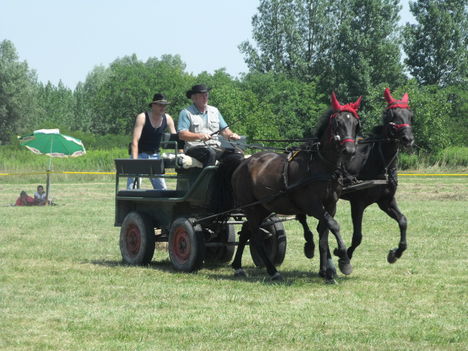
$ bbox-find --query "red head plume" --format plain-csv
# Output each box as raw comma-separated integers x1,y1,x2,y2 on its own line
330,92,361,118
331,91,341,111
349,96,362,111
384,88,409,109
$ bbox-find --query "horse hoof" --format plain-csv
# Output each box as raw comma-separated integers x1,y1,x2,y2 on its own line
325,277,337,284
271,272,283,281
234,269,247,277
304,242,314,259
387,249,398,264
338,259,353,275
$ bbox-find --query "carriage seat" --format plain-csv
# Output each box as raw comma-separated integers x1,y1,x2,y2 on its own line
173,153,251,170
116,189,185,198
175,154,204,169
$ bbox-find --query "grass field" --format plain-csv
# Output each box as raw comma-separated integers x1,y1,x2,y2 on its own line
0,176,466,350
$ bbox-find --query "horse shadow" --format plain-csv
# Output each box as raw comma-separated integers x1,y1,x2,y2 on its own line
85,259,353,285
85,258,175,273
202,266,353,285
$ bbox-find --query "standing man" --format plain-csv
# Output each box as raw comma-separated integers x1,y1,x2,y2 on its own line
127,93,176,190
177,84,240,167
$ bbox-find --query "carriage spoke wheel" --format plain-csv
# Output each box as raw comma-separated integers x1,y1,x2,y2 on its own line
125,224,142,256
120,211,155,265
169,217,205,272
173,227,192,262
204,224,236,264
250,216,287,267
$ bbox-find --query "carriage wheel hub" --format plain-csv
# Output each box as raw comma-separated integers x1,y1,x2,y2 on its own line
126,224,141,256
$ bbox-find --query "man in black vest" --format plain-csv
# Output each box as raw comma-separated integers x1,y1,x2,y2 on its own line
127,93,177,189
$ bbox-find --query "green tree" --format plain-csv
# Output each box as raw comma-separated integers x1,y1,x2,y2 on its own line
239,0,335,81
73,65,109,132
399,80,452,152
403,0,468,86
34,81,75,130
0,39,38,143
80,54,191,135
444,85,468,146
240,72,327,140
319,0,405,99
240,0,405,100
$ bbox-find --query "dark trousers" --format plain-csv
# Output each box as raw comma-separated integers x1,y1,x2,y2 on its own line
186,146,224,167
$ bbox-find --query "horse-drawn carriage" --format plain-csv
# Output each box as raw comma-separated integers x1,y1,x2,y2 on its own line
114,138,287,273
114,89,414,283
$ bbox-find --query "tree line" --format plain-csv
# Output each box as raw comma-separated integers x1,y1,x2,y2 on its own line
0,0,466,154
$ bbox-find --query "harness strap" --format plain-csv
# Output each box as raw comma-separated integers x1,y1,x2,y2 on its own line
378,141,399,178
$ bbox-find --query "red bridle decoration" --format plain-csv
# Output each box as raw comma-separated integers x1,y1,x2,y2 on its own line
329,92,362,144
331,91,362,119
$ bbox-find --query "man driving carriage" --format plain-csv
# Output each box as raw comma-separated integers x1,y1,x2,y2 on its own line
177,84,243,211
177,84,241,167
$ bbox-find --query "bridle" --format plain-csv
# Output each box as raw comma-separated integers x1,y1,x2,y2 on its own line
384,107,412,139
328,111,360,146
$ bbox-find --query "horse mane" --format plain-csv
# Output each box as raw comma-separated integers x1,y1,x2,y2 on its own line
313,109,334,138
369,125,385,138
368,109,392,138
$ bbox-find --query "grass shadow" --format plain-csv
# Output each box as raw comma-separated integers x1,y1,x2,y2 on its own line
202,266,340,285
86,258,176,273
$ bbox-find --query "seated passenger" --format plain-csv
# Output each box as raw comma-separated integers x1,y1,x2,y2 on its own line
177,84,241,167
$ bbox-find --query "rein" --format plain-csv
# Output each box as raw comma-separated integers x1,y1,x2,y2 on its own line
378,141,399,175
193,168,334,225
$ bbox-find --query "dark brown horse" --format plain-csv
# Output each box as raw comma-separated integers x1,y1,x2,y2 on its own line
231,93,362,283
343,88,414,263
297,88,414,266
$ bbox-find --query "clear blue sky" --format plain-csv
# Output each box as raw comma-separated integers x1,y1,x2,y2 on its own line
0,0,414,89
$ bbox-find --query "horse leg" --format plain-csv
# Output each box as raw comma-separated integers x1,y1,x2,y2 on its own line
347,201,366,260
250,225,282,280
320,209,352,276
377,197,408,263
316,220,336,283
245,210,282,281
231,222,250,277
296,214,315,259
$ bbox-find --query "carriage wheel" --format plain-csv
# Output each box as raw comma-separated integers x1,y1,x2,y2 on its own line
168,217,205,272
120,211,155,265
250,217,287,267
204,224,236,264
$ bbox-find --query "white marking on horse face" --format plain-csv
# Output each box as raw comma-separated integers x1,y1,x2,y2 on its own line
346,114,351,119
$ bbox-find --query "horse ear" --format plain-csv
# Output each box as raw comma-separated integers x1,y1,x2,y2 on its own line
384,88,394,104
401,93,409,104
331,91,341,110
350,96,362,110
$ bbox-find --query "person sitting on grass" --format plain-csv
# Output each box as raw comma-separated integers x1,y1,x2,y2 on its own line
15,191,35,206
34,185,48,205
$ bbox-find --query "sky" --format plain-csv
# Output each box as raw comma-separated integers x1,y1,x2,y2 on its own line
1,0,415,89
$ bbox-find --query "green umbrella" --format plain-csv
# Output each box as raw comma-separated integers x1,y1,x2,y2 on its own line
19,129,86,202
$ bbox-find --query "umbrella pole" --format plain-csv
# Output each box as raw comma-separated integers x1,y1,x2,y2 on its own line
45,156,52,205
45,169,51,206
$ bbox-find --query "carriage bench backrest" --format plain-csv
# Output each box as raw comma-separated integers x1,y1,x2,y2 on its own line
115,158,165,177
115,158,166,191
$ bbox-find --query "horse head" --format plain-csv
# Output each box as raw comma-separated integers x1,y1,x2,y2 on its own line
328,92,362,157
383,88,414,147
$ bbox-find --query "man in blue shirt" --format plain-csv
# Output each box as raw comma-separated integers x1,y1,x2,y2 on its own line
178,84,240,167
